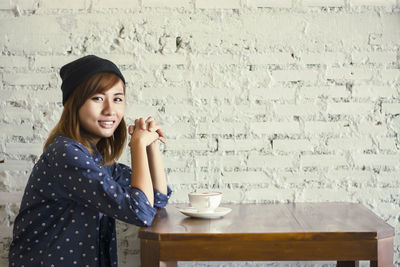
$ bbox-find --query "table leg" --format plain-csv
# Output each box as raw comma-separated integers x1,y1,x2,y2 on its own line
370,237,394,267
141,239,178,267
337,261,359,267
141,239,160,267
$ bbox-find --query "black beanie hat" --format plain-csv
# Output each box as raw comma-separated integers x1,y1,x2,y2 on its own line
60,55,126,105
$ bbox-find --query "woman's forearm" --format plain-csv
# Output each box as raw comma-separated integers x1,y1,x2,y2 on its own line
147,142,167,195
130,141,154,206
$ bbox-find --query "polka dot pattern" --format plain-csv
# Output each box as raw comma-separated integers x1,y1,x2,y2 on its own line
9,135,172,267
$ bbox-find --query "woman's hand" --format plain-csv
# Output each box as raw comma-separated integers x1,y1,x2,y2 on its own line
128,117,166,148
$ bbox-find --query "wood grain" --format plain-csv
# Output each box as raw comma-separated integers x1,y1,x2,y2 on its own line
139,203,394,266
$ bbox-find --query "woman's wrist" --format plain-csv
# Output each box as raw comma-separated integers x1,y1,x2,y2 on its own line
147,140,160,152
129,138,146,151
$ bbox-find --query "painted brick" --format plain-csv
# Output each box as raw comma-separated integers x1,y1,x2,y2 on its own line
196,155,243,168
198,123,246,135
246,188,294,202
166,172,196,184
272,70,318,82
162,156,188,169
380,69,400,81
351,52,397,64
39,0,88,9
249,87,296,101
142,86,188,99
377,171,400,186
352,86,397,99
297,188,352,202
302,0,345,7
3,73,54,85
0,192,23,205
164,139,211,151
0,0,37,10
0,160,33,171
196,0,241,9
124,70,157,83
194,54,240,65
299,86,350,98
274,103,320,117
143,54,186,66
247,154,294,168
94,0,140,8
164,104,194,116
33,89,61,103
222,171,269,184
163,69,204,82
125,105,158,120
300,52,346,64
4,107,34,121
382,103,400,114
163,122,194,137
248,53,295,65
353,154,400,167
218,139,270,151
327,103,374,115
358,122,388,136
327,137,373,150
0,124,33,137
326,67,374,80
246,0,292,8
273,139,315,152
304,121,351,135
6,143,42,156
300,154,348,168
250,122,300,135
377,138,397,151
0,56,29,68
192,87,242,99
350,0,397,7
325,170,375,184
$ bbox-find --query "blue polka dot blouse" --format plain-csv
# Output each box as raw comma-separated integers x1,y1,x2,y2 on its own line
9,135,172,267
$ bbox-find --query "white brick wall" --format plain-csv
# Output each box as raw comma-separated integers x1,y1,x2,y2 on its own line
1,1,399,267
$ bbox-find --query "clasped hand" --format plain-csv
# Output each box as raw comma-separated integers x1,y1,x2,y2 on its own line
128,116,166,147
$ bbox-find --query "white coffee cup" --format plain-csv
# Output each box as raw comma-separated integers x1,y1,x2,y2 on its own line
188,191,222,213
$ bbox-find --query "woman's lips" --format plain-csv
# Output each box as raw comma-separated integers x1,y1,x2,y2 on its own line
98,120,115,129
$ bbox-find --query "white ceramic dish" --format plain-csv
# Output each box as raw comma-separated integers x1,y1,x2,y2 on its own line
178,206,232,219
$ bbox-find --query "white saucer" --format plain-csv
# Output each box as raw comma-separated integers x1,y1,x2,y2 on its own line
178,206,232,219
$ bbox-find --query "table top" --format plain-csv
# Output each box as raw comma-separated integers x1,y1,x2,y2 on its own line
139,202,394,241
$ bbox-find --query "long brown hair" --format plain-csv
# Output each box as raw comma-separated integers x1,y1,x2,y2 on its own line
44,72,127,165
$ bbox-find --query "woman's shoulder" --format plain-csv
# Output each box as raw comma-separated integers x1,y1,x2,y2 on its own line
45,135,92,157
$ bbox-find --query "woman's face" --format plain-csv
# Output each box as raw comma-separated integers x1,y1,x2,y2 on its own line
78,79,125,145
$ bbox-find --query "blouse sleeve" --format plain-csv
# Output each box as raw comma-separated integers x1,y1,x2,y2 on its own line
112,162,172,208
47,142,157,226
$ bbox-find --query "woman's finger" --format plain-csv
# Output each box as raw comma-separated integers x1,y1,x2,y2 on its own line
145,116,154,123
147,120,156,131
156,128,165,138
159,136,167,144
139,117,146,130
128,125,134,135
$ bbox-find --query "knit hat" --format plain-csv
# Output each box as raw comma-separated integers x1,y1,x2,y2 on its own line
60,55,125,105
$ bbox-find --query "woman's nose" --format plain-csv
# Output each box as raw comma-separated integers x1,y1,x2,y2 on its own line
102,99,116,115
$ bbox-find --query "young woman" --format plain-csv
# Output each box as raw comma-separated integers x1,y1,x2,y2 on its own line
8,55,172,267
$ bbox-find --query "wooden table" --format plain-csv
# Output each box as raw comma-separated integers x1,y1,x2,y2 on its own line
139,203,395,267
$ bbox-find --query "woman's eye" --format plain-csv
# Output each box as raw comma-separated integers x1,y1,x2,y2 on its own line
92,96,103,101
114,97,124,102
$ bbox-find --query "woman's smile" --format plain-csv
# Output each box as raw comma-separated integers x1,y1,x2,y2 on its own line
98,120,116,129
